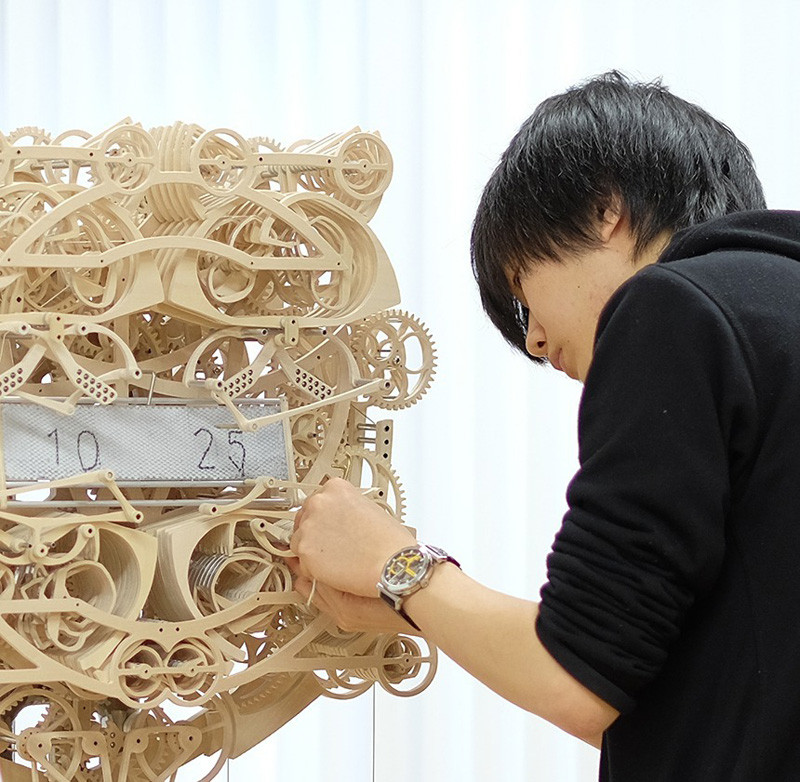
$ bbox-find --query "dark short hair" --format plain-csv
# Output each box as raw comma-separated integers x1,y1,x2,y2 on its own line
471,70,766,360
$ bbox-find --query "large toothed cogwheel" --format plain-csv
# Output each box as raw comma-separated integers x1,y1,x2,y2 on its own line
351,309,437,410
342,446,407,522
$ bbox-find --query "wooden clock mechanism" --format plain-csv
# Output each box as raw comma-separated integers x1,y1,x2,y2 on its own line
0,121,436,781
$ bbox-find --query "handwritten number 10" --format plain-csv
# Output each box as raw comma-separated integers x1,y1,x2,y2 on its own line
47,428,101,471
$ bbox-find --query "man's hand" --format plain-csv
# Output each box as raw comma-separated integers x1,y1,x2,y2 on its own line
293,575,420,634
289,479,619,742
289,477,416,597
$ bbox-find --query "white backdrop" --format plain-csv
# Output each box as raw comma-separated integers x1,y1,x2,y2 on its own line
1,0,800,780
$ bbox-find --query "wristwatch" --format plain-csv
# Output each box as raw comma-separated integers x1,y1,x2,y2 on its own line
377,544,460,631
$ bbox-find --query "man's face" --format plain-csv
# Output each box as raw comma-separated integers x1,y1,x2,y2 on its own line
511,221,653,382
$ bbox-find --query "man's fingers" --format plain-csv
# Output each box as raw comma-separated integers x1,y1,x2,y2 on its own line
294,577,341,614
288,556,312,581
294,575,316,602
291,503,306,533
285,555,300,574
293,577,413,635
293,574,310,596
295,576,336,616
288,528,300,556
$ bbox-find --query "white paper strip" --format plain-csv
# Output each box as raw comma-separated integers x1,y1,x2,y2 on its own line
1,399,291,483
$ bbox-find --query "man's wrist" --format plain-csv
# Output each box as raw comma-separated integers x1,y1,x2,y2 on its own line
376,544,460,630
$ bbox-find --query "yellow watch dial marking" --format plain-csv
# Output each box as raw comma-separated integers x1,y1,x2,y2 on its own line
388,552,423,579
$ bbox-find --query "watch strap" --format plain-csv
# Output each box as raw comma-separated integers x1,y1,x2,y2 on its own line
423,544,460,569
379,591,421,631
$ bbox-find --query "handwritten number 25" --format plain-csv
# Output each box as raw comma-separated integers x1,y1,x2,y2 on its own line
193,428,246,476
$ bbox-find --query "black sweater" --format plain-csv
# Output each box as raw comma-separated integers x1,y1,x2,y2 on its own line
536,211,800,780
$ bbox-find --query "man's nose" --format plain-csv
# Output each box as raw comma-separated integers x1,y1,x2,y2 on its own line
525,314,547,358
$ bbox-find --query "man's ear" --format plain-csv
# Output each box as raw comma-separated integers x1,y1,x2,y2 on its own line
596,197,625,245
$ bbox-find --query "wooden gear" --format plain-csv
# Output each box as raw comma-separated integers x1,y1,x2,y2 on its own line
0,122,437,781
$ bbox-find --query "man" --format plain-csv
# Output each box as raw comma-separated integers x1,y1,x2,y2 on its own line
290,72,800,779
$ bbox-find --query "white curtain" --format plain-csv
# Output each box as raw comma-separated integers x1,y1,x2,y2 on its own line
1,0,799,779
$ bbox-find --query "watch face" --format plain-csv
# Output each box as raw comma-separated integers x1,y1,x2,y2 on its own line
383,547,430,591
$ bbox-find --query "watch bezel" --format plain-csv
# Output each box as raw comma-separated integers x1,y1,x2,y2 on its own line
379,545,434,596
